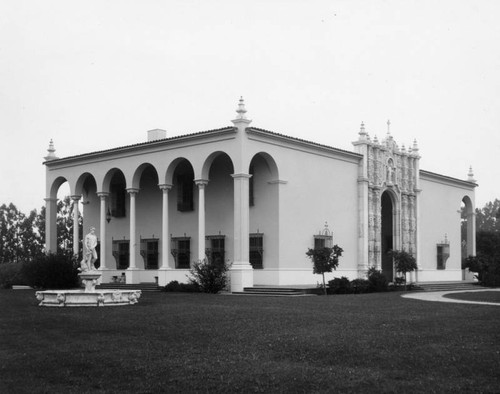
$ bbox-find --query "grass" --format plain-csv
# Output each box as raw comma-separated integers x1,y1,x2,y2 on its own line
1,290,499,393
444,290,500,303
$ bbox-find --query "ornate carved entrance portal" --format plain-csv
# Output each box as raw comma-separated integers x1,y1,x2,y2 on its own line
355,123,420,278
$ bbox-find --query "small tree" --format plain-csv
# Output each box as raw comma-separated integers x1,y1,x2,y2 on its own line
306,245,343,295
390,250,417,290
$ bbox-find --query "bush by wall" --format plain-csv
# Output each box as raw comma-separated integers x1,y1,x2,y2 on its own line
328,277,351,294
164,280,200,292
0,262,26,289
189,257,230,294
367,267,389,292
350,278,371,294
22,252,79,289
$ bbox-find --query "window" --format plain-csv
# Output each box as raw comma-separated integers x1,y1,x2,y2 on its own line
249,233,263,269
140,238,159,269
112,240,129,269
171,237,191,269
437,243,450,270
206,235,225,263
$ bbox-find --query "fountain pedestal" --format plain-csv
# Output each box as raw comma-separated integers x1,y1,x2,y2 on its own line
35,271,141,307
79,272,101,292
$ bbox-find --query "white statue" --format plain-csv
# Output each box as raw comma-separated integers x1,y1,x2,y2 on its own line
79,226,98,272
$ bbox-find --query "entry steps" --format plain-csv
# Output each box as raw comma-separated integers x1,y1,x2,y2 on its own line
413,281,480,292
233,286,320,297
96,282,162,292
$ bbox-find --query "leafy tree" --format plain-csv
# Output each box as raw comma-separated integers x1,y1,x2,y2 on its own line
0,203,42,264
390,250,418,290
475,199,500,233
306,245,343,295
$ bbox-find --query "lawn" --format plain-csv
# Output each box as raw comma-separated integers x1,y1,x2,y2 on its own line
1,290,499,393
444,290,500,303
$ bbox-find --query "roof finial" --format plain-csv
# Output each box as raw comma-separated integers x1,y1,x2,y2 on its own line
44,139,58,161
412,138,419,154
358,121,368,141
467,166,476,183
236,96,247,120
387,119,391,135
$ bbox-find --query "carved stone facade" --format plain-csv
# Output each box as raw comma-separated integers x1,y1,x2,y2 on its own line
354,124,420,275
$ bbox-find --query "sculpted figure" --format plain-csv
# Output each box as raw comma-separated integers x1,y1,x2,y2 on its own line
80,227,98,272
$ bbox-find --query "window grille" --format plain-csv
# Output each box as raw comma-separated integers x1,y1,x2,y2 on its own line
249,233,264,269
206,235,225,263
140,238,159,269
314,222,333,249
171,236,191,269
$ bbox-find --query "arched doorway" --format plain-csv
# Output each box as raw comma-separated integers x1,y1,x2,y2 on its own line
381,191,394,280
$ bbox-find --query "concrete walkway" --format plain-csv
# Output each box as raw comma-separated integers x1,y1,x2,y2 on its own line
402,288,500,306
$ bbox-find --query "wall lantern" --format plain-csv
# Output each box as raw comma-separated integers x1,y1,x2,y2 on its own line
106,207,112,223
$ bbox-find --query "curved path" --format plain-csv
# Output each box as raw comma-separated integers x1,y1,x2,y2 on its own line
401,288,500,306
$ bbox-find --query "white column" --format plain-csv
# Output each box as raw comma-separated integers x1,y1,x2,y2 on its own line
44,197,58,253
127,188,139,271
97,192,109,270
230,173,253,292
195,179,208,261
159,184,172,269
70,195,81,256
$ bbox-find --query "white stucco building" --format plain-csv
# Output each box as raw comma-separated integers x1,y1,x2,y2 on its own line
44,99,477,291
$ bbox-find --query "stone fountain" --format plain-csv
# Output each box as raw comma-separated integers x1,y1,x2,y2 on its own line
36,227,141,307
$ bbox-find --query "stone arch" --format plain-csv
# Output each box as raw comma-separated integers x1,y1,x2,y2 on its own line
248,152,279,180
102,168,127,193
462,195,476,258
380,188,400,280
75,172,98,197
164,157,195,185
131,163,160,190
200,151,235,181
48,176,70,199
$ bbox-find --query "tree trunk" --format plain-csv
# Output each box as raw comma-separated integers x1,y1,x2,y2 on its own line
322,273,327,295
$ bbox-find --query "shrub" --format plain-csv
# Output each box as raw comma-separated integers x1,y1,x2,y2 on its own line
189,257,230,294
367,267,388,292
164,280,200,293
328,277,351,294
22,252,79,289
350,278,371,294
0,262,26,289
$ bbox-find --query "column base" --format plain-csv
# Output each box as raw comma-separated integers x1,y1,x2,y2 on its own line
230,262,253,292
125,268,141,284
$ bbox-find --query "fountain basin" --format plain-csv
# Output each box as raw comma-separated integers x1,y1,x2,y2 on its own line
35,289,141,307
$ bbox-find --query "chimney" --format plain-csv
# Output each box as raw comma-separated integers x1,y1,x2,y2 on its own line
147,129,166,142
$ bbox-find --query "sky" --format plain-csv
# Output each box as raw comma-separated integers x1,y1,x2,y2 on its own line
1,0,499,214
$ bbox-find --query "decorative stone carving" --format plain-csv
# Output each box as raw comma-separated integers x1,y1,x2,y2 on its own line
363,129,420,268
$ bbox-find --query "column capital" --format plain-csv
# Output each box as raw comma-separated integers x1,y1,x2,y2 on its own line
44,197,58,203
194,179,209,188
97,192,110,199
158,183,173,191
126,188,140,195
70,195,81,201
231,173,252,179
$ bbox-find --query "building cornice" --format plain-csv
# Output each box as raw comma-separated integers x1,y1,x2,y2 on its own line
246,127,362,163
420,169,478,189
44,127,237,167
